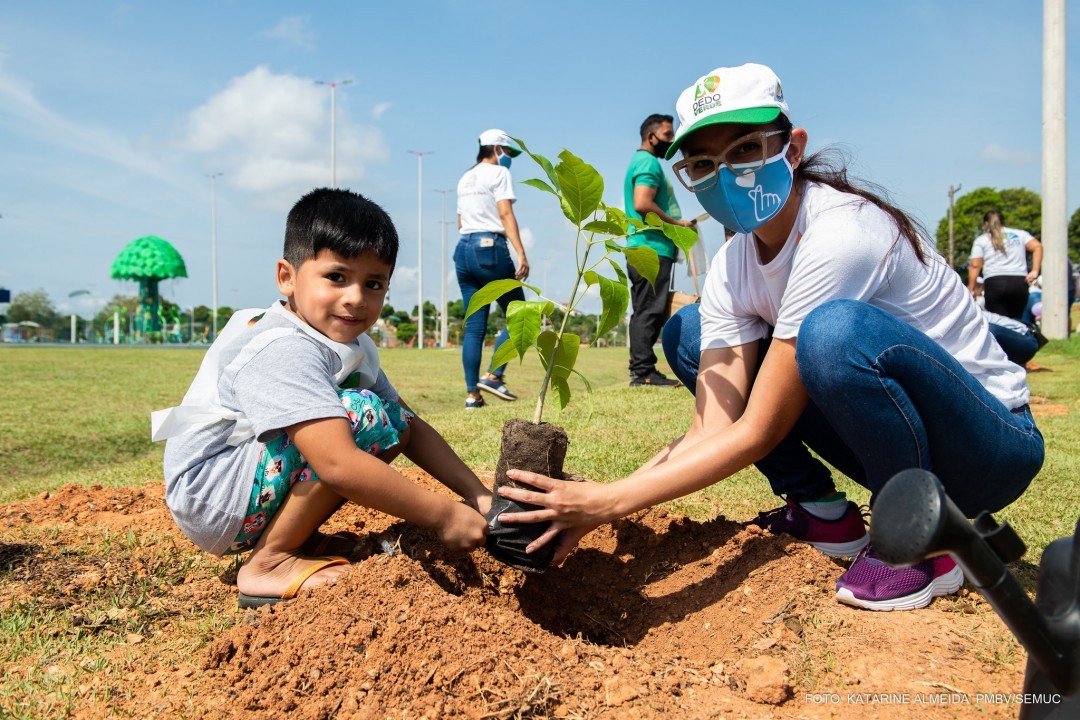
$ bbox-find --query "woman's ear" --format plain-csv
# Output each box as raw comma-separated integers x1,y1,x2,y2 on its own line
788,128,808,169
276,259,296,297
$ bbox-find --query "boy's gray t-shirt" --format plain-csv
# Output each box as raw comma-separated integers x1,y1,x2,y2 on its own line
163,304,398,556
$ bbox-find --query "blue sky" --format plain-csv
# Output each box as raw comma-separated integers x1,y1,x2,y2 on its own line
2,1,1078,320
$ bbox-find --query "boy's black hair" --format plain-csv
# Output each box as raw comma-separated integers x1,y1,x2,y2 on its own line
283,188,399,270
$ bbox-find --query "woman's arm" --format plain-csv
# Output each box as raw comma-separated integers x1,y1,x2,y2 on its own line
1025,238,1043,283
498,338,809,562
496,199,529,280
967,258,984,295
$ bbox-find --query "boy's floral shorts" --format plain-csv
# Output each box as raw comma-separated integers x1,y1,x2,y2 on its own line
227,388,413,554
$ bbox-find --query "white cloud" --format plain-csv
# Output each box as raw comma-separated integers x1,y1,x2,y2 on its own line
519,226,535,254
184,66,390,206
981,143,1037,166
0,58,175,186
264,16,316,51
372,101,392,120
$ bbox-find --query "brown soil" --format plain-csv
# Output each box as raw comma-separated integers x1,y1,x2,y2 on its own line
0,471,1031,719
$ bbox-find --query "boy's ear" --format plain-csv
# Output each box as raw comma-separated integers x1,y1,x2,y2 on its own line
275,259,297,297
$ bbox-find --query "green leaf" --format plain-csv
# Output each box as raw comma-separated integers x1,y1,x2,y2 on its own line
512,136,560,192
537,331,581,386
554,150,604,225
606,258,628,285
464,279,539,319
489,336,522,369
522,178,558,197
644,212,664,228
506,299,550,354
551,377,571,410
603,207,631,235
661,222,701,257
583,220,624,236
624,245,659,285
584,271,630,337
626,216,645,231
604,239,625,254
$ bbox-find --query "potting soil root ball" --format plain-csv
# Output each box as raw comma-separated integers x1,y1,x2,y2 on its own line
484,418,569,573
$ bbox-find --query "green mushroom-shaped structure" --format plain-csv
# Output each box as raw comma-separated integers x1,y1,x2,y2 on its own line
110,235,187,339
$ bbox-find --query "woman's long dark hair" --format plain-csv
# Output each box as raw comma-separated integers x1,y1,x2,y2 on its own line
776,115,930,264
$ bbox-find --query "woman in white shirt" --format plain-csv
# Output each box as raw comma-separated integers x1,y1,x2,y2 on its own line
493,64,1044,613
454,129,531,409
968,210,1042,320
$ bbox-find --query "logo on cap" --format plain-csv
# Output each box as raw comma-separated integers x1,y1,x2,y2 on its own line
694,75,721,99
775,83,784,102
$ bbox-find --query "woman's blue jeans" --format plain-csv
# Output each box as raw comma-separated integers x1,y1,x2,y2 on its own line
661,300,1043,516
454,232,525,392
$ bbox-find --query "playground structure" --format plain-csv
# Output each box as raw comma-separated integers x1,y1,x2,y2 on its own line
109,235,187,341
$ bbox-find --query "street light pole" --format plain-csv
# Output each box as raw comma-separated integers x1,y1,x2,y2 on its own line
207,172,223,340
434,188,454,348
408,150,433,349
315,79,353,188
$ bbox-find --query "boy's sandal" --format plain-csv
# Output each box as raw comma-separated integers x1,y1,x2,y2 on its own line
302,531,364,557
236,556,350,609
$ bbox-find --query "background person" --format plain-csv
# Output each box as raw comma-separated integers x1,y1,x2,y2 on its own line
624,113,695,387
454,129,530,410
968,210,1042,319
495,63,1043,613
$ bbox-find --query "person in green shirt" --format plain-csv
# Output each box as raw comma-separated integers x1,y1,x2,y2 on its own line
623,113,696,386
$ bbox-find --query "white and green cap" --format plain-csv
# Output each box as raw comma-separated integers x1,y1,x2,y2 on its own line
665,63,789,160
478,128,521,157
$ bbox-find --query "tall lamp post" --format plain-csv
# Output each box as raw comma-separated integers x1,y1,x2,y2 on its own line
434,188,454,348
206,172,223,340
315,79,352,188
408,150,433,349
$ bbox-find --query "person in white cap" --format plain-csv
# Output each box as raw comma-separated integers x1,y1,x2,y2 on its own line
454,129,531,409
492,63,1043,613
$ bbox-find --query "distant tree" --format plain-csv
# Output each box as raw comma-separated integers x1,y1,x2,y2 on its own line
1069,206,1080,264
193,305,212,324
998,188,1041,236
8,289,59,328
380,304,396,319
446,299,465,321
395,321,417,345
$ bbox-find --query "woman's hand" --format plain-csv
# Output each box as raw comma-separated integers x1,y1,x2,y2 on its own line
496,469,614,564
515,258,530,281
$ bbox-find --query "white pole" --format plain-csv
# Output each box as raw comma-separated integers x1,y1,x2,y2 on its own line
330,83,337,188
113,311,119,344
315,80,351,189
408,150,433,349
208,172,223,340
70,314,76,343
1042,0,1069,338
435,188,453,348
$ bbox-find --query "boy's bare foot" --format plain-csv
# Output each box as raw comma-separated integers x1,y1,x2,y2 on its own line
236,549,352,601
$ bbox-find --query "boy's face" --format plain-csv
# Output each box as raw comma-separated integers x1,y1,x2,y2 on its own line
276,249,391,344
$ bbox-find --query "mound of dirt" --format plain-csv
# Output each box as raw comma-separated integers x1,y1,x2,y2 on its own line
0,471,1029,719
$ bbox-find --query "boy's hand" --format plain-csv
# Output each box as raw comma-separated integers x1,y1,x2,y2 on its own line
436,501,488,552
465,490,494,517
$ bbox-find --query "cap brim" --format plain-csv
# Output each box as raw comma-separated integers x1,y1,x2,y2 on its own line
664,107,782,160
504,147,522,157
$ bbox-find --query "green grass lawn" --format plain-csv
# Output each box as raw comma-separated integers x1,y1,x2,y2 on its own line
2,336,1078,557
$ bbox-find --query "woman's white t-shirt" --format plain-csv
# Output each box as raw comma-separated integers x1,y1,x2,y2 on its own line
699,182,1029,409
970,227,1033,278
457,163,516,234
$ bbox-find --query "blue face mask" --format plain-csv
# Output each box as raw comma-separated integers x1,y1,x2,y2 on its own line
693,144,793,235
497,150,512,169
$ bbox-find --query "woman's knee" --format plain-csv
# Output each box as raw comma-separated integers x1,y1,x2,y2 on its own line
796,300,871,365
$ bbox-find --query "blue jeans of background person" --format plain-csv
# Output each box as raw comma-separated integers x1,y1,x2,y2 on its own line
987,322,1040,366
661,300,1043,516
454,232,525,392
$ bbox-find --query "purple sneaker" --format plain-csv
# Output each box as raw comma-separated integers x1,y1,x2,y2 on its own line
749,497,869,557
835,545,964,611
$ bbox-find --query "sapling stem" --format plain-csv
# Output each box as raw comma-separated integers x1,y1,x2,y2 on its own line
532,229,591,424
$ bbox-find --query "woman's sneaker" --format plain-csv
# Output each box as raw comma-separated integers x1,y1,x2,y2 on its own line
835,545,964,611
465,396,486,410
748,497,869,557
477,377,518,401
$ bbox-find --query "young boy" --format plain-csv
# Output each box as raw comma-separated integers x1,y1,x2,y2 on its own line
153,188,492,607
